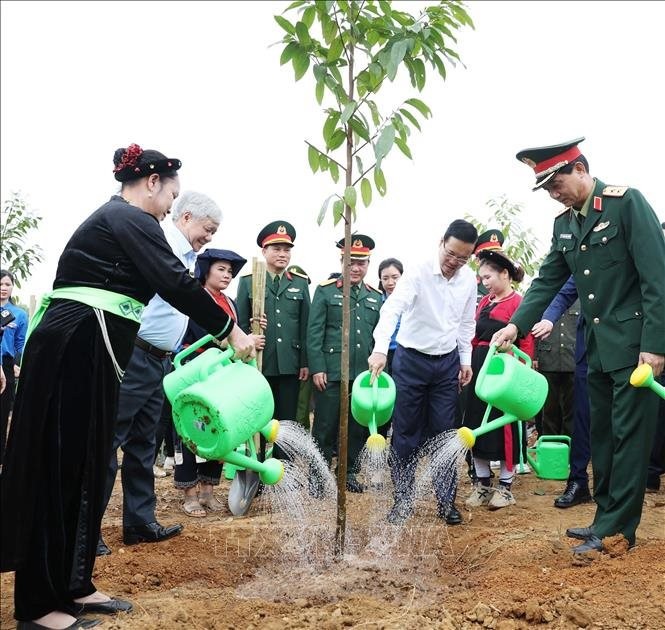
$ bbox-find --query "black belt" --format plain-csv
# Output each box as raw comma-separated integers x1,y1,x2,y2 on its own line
134,336,172,360
402,345,455,360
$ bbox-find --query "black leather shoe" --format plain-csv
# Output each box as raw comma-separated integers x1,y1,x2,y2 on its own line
387,502,413,525
566,525,595,540
572,534,603,553
554,481,593,508
78,598,133,615
17,619,101,629
439,504,463,525
95,536,111,557
346,477,365,493
123,521,183,545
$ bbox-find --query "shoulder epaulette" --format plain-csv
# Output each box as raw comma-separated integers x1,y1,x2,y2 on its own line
602,185,628,198
364,283,383,294
319,278,337,286
555,207,572,218
290,270,309,281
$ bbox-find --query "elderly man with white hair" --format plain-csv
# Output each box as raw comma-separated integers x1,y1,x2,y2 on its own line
96,191,222,562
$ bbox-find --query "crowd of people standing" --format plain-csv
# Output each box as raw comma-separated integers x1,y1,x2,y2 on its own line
0,136,664,628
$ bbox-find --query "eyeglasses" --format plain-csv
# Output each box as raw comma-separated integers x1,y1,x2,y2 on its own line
442,246,470,264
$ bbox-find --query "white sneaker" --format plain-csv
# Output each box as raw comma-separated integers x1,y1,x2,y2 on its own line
153,464,167,478
488,485,516,510
465,484,493,508
514,461,531,474
163,456,175,472
490,460,500,469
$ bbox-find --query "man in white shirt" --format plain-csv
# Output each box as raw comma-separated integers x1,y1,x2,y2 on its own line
98,191,222,555
368,219,478,525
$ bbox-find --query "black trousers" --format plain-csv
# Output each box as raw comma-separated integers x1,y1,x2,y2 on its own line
154,396,175,461
263,374,301,459
0,354,16,465
101,346,171,528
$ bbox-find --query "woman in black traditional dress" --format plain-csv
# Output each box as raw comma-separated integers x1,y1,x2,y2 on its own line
463,245,534,511
0,144,255,629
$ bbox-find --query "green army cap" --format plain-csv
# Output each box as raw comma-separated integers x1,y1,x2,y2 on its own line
516,137,585,190
336,234,375,259
257,220,296,248
288,264,310,284
474,229,505,256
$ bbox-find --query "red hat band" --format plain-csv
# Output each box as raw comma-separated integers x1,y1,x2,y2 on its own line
261,225,293,247
533,145,582,178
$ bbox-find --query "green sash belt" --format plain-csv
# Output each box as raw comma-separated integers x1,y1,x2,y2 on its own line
27,286,144,341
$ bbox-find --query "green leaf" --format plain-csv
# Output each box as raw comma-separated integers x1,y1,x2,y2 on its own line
405,97,432,119
317,194,335,226
274,15,296,35
329,161,340,183
319,154,330,171
374,168,387,196
323,111,340,145
399,107,421,131
308,145,320,173
328,128,347,150
349,116,370,141
340,100,356,125
413,57,426,91
374,124,395,161
285,0,306,9
355,156,364,175
292,48,310,81
367,100,381,126
302,5,316,28
387,40,408,81
295,21,311,45
315,80,325,105
395,138,413,159
343,186,357,209
327,37,344,63
279,42,299,66
332,199,344,225
378,0,392,17
361,178,372,207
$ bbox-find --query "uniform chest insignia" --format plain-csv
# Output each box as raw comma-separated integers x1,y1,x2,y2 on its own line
602,185,628,197
593,221,610,232
334,294,343,299
366,297,378,303
593,196,603,212
287,287,301,292
559,233,572,239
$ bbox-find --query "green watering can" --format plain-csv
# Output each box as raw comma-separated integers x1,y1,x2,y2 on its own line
351,370,396,451
458,344,548,448
163,335,283,485
630,364,665,400
527,435,571,480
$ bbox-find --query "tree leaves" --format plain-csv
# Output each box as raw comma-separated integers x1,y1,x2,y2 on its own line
360,178,372,207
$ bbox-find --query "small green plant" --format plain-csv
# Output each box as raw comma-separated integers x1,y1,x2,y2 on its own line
1,192,44,288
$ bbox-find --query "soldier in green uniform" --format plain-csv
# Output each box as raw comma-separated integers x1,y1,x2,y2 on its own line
236,222,311,449
492,137,665,553
307,235,382,493
289,264,315,430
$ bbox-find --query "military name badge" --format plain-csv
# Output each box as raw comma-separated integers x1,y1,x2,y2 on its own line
559,233,572,239
366,297,378,303
593,221,610,232
334,294,343,298
287,287,301,292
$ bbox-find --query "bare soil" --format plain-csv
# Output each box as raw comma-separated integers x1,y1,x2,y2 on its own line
2,459,664,630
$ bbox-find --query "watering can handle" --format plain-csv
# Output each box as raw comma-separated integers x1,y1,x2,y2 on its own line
173,334,218,368
491,342,533,369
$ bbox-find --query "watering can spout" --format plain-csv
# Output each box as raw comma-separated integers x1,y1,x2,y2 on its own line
351,370,396,451
222,448,284,485
457,426,476,448
630,364,665,400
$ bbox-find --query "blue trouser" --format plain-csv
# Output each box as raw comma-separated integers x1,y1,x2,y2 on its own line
102,345,172,527
390,345,460,509
569,353,591,484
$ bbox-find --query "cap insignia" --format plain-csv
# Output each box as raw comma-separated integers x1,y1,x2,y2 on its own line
277,225,287,234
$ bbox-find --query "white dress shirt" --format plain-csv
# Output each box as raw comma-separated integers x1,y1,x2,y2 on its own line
372,258,477,365
136,220,197,352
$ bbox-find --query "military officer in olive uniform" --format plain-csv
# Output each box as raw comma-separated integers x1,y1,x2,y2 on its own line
236,222,311,445
308,235,382,492
492,137,665,553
